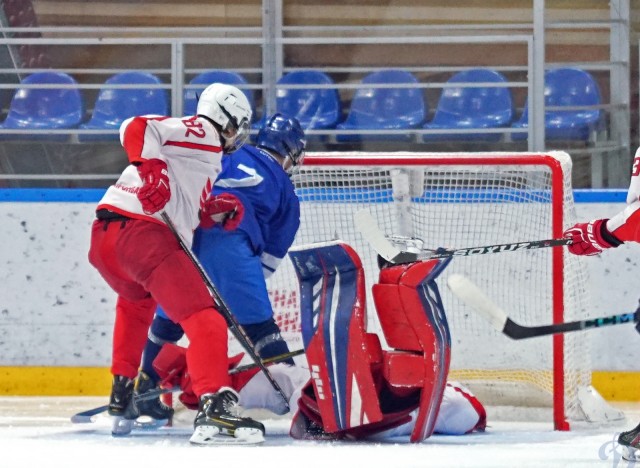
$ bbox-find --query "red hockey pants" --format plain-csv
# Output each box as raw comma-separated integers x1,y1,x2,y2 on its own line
88,217,230,395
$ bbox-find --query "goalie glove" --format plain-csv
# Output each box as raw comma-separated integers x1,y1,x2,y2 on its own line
136,158,170,214
563,218,623,256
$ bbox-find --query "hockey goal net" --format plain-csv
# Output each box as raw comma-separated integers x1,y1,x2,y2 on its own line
264,151,621,430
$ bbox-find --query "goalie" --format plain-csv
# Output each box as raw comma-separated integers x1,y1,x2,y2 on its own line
287,240,485,442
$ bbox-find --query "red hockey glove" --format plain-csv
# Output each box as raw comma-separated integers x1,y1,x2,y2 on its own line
199,193,244,230
563,218,622,256
136,159,170,215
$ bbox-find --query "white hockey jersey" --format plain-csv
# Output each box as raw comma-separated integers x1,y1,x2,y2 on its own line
607,147,640,243
97,115,224,245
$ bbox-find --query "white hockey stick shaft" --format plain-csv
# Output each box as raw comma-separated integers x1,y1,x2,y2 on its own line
446,274,508,331
447,274,638,339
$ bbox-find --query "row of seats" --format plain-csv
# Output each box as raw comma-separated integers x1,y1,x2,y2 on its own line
0,67,603,143
333,67,602,142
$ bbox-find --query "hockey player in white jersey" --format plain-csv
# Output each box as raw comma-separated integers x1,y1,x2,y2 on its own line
88,82,267,445
136,113,306,413
563,146,640,461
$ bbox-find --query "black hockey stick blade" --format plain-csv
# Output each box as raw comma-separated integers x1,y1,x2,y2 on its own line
71,386,178,424
354,209,572,264
447,274,640,340
70,405,109,423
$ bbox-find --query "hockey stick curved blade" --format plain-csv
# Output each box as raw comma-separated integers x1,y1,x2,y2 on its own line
446,274,508,332
447,274,639,340
355,209,572,264
354,209,403,262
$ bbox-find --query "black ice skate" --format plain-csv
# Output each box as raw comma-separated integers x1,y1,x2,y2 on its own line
108,375,139,436
618,422,640,461
134,371,173,429
190,387,265,445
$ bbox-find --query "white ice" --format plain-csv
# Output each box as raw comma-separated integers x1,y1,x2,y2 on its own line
0,397,637,468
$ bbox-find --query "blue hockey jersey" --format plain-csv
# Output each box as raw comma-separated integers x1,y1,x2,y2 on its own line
211,144,300,275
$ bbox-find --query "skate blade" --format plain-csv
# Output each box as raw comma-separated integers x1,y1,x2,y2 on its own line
111,416,134,436
189,426,265,446
622,446,640,462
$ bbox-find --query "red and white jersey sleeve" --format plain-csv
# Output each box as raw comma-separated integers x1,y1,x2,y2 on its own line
606,147,640,243
237,363,310,417
375,382,486,437
97,115,223,245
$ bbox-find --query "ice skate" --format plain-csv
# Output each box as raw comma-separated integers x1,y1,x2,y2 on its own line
189,387,265,445
133,371,173,429
618,422,640,461
108,375,138,436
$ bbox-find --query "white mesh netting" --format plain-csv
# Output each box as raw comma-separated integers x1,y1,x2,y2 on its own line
262,151,603,427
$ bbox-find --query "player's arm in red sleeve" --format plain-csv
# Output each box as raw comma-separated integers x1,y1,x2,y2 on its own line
607,201,640,243
119,115,169,165
608,148,640,243
562,148,640,255
119,116,172,214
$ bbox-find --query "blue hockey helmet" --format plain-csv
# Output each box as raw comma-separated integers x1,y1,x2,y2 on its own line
256,113,306,167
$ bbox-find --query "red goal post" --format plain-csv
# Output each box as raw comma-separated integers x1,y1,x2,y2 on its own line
261,151,622,429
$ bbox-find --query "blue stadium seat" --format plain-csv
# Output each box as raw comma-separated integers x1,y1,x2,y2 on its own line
422,68,513,142
511,67,603,141
0,71,84,141
184,70,254,117
79,71,168,142
336,69,426,142
276,70,341,131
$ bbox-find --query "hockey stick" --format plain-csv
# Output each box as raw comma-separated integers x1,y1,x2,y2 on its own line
160,211,291,411
229,348,305,374
354,209,572,264
70,348,305,423
71,386,178,423
446,273,640,340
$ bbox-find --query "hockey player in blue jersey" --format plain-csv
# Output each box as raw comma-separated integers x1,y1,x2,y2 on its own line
133,113,306,423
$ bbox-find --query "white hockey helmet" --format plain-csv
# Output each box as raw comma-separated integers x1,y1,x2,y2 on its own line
196,83,252,151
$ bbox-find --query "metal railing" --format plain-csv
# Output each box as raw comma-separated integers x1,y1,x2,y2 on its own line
0,14,630,188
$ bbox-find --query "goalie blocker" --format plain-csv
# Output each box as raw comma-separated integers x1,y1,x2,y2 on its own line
288,241,452,442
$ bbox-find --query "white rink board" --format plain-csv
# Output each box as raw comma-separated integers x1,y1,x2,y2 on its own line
1,201,640,370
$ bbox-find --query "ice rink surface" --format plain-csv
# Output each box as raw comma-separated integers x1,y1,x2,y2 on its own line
0,397,638,468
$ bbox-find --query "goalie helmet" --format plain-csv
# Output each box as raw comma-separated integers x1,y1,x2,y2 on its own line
196,83,252,152
256,113,306,169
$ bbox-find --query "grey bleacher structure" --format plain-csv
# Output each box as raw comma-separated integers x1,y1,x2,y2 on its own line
0,0,632,190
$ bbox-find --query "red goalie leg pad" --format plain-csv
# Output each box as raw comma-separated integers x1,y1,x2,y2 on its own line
152,342,197,409
289,241,384,433
290,380,342,441
382,352,426,397
153,343,187,388
289,378,415,441
373,258,452,443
